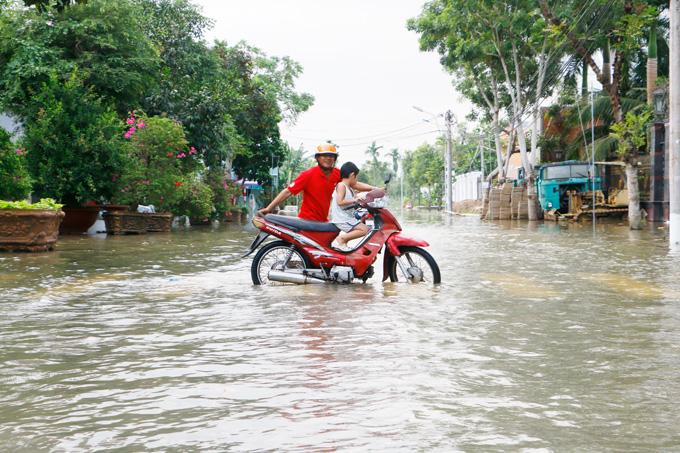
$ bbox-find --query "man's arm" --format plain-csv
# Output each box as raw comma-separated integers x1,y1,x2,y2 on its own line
258,188,293,217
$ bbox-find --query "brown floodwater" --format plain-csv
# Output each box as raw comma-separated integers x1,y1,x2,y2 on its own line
1,212,679,451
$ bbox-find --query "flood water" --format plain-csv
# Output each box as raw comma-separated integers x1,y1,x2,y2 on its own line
1,211,679,452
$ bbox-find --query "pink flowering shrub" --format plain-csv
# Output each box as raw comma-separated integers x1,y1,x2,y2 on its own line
116,112,211,217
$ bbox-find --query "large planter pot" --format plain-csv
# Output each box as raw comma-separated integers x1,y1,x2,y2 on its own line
144,213,172,232
224,210,243,223
59,206,103,235
0,209,65,252
102,211,148,235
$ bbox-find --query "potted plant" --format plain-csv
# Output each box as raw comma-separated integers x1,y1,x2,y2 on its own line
0,130,66,252
22,73,127,234
225,204,249,223
111,112,210,233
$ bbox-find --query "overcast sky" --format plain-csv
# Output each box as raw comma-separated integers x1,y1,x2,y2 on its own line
194,0,472,168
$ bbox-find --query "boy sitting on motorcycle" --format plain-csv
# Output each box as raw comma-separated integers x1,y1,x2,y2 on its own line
331,162,371,250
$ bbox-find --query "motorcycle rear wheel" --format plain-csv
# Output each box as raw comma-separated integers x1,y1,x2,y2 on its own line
251,240,312,285
386,246,441,284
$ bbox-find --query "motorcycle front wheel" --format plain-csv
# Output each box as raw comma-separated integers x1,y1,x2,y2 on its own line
386,246,441,284
251,240,311,285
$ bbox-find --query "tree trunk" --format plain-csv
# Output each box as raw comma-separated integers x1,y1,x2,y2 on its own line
581,61,588,98
647,23,658,103
527,178,538,220
539,0,641,230
602,40,611,86
647,58,658,103
625,162,642,229
493,111,506,182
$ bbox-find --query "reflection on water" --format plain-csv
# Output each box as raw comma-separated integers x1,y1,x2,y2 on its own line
1,214,680,451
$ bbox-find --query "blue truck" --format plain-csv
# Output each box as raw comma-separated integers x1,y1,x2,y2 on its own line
535,160,627,220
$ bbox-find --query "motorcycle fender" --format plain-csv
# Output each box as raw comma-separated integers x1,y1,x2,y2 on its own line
242,231,270,258
382,233,430,282
385,233,429,257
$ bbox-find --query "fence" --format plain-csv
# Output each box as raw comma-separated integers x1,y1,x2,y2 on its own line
452,171,483,201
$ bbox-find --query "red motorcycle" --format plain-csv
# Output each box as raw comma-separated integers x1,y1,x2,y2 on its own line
244,176,441,285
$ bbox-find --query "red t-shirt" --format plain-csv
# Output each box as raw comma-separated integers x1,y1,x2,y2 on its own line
288,166,341,221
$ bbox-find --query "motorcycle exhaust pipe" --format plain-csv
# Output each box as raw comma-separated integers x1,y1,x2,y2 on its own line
268,270,327,284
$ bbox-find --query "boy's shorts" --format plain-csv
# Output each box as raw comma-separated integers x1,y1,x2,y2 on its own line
334,220,361,233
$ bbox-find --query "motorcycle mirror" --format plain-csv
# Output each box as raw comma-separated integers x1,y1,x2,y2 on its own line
384,174,392,186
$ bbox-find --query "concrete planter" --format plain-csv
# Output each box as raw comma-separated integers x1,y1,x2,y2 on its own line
102,211,173,234
145,213,172,232
0,209,65,252
224,210,243,223
102,211,148,235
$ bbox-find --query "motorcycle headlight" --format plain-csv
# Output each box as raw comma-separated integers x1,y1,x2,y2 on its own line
367,196,389,208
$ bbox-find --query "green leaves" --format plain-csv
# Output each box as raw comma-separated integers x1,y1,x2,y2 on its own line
22,72,126,207
609,108,652,158
0,129,32,202
0,198,64,210
1,0,160,119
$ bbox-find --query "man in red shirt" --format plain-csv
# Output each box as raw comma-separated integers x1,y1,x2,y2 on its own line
258,144,377,222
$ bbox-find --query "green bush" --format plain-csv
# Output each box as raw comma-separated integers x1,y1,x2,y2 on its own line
203,169,243,220
0,128,32,201
172,173,214,219
23,72,126,207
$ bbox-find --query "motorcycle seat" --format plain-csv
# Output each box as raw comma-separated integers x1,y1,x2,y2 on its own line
264,214,340,233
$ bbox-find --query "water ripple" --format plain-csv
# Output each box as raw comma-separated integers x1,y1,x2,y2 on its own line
1,216,680,451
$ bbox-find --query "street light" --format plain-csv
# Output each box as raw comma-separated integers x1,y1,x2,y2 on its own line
653,87,667,121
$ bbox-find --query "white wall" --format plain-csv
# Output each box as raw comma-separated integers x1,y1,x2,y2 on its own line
452,171,482,201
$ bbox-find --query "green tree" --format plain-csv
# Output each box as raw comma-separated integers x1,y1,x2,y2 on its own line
278,143,313,207
0,0,160,119
251,51,315,125
364,141,383,169
22,72,127,207
215,42,284,186
402,143,444,207
409,0,564,219
538,0,663,229
386,148,401,175
137,0,242,170
22,0,88,12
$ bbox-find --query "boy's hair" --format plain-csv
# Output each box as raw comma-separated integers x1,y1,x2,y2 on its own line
340,162,360,179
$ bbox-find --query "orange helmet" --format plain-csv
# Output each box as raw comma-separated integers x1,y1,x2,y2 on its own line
315,143,338,158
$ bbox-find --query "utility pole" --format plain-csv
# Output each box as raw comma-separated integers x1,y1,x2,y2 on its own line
671,0,680,244
445,110,454,212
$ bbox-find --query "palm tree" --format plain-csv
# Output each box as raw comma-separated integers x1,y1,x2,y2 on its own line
364,141,383,169
386,148,400,175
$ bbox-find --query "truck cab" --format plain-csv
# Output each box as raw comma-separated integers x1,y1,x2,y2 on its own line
536,161,600,212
